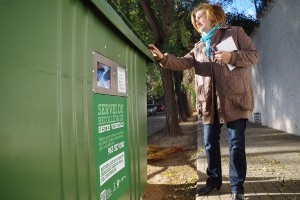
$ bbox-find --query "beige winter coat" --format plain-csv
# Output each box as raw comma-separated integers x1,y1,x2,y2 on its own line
159,25,259,124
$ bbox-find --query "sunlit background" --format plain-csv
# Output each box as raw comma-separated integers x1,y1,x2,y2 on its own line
209,0,256,19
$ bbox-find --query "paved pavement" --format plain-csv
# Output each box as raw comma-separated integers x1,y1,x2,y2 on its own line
147,111,166,135
196,121,300,200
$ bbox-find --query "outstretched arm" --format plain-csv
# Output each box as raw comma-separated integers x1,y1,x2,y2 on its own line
148,44,164,61
148,44,196,71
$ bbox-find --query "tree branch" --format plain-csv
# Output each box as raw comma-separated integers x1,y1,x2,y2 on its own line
139,0,164,45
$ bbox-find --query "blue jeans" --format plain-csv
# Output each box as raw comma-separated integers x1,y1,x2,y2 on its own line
203,119,247,194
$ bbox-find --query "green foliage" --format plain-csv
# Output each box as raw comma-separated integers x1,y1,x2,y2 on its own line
189,85,196,110
182,69,196,109
107,0,155,44
167,0,207,55
226,13,259,35
146,63,164,103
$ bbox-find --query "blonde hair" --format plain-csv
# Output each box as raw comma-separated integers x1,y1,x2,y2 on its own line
191,3,226,33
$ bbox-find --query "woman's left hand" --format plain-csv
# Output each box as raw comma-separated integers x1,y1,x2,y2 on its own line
215,51,231,64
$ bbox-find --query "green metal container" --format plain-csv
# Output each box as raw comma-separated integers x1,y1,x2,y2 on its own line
0,0,152,199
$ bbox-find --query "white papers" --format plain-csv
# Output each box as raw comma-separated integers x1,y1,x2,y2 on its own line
216,36,237,71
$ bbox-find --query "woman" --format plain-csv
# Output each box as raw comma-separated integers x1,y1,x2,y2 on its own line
148,3,258,200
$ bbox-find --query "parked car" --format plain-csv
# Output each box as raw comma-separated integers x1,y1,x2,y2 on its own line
156,104,165,111
147,104,157,116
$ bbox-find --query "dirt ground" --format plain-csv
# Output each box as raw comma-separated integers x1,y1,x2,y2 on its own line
142,115,198,200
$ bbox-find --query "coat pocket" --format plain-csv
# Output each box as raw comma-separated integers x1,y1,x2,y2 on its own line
225,76,252,110
225,76,245,95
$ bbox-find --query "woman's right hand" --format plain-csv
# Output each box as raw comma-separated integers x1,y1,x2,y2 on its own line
148,44,164,61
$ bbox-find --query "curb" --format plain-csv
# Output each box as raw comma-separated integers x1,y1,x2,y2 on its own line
196,120,203,199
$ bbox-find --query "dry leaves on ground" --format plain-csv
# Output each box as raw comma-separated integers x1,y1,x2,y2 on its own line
142,115,198,200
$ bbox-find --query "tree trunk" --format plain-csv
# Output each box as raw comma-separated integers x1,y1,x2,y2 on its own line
159,67,183,136
182,90,192,116
140,0,183,136
174,71,188,122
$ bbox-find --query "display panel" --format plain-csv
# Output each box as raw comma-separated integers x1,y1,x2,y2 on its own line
97,62,111,89
93,52,128,96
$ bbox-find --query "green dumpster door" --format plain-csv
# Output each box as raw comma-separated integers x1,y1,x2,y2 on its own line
93,94,130,200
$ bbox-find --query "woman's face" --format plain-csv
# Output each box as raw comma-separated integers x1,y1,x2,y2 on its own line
195,10,214,35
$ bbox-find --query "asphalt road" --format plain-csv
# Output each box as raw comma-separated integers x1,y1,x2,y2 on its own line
147,111,166,135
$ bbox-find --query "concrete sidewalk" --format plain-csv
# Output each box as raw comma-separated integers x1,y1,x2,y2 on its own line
196,122,300,200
